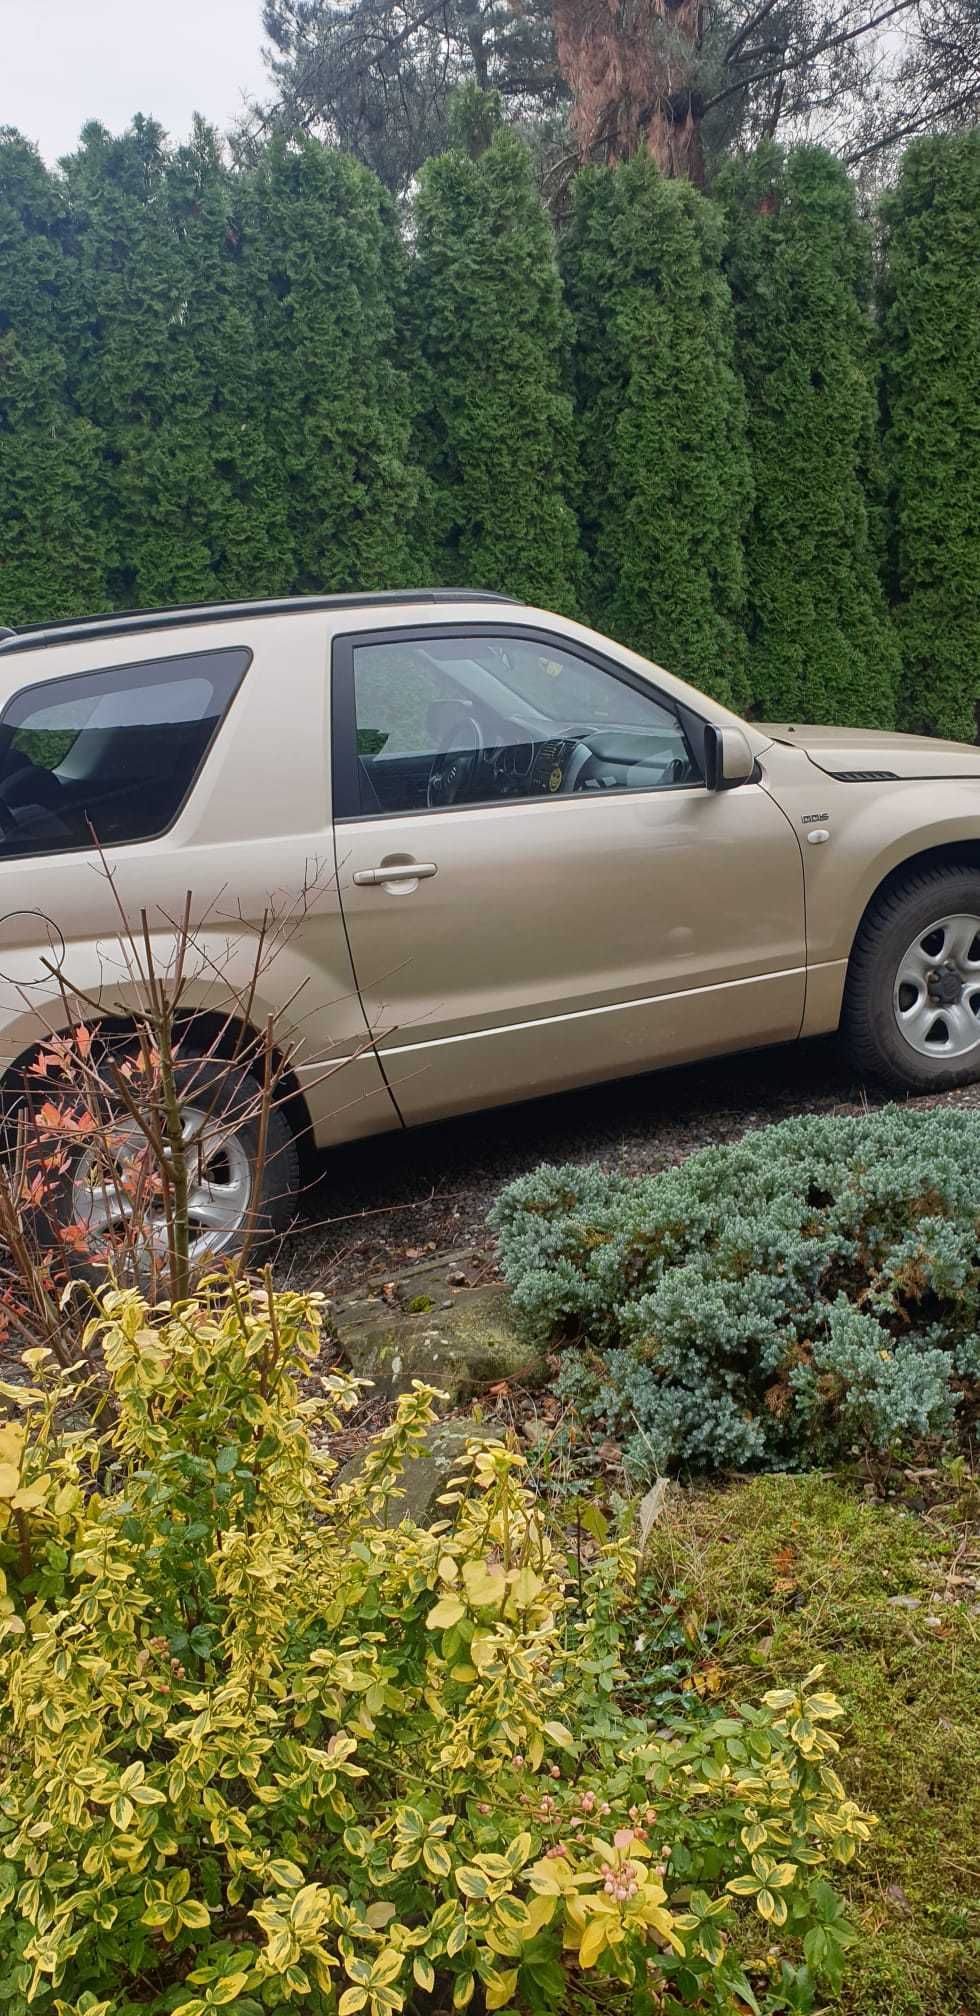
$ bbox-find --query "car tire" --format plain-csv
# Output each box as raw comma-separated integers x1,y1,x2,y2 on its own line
843,864,980,1091
17,1053,300,1279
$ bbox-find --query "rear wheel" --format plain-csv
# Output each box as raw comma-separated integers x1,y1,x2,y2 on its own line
21,1054,300,1277
843,866,980,1090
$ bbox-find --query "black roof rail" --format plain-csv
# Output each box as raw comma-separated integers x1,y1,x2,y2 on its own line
0,589,520,658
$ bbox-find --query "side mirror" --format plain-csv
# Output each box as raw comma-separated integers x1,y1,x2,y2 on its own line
704,724,756,792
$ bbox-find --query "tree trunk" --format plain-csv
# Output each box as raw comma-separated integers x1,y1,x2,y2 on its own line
552,0,706,182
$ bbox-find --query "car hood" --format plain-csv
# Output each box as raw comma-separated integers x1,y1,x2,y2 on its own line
758,722,980,780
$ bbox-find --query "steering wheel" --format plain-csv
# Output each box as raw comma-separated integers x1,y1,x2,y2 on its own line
427,710,484,809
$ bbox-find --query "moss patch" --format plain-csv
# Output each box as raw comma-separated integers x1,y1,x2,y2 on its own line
637,1472,979,2015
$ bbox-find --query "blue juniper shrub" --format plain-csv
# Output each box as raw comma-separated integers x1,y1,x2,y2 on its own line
490,1108,980,1479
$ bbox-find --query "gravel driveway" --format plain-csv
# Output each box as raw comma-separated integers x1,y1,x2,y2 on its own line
284,1035,980,1296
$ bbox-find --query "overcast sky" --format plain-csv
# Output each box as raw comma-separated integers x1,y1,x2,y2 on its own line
1,0,271,163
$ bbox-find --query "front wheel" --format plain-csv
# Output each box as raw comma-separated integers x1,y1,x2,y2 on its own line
843,866,980,1090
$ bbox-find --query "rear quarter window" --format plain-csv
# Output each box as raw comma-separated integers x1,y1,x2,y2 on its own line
0,646,249,859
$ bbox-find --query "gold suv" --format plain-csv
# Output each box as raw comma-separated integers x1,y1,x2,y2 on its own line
2,589,980,1251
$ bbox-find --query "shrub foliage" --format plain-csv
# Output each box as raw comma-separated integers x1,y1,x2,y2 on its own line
492,1107,980,1478
0,132,109,624
880,130,980,742
4,112,980,736
717,146,900,728
0,1282,871,2014
242,138,421,596
411,109,581,611
562,161,752,710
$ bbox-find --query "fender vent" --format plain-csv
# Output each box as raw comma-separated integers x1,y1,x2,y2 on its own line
826,768,900,782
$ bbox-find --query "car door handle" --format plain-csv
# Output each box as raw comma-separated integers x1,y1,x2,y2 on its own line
352,862,438,886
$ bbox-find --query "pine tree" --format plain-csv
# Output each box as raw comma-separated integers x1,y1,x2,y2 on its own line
562,160,751,710
242,137,420,594
0,130,108,627
717,145,900,728
880,131,980,742
411,98,581,612
65,117,288,610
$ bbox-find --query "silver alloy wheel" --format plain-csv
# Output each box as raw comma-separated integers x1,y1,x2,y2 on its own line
893,912,980,1058
72,1102,253,1262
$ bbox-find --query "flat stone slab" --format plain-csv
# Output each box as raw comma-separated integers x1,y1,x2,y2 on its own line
330,1248,544,1402
337,1416,505,1527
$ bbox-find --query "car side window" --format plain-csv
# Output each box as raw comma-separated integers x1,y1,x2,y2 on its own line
347,634,701,817
0,646,249,859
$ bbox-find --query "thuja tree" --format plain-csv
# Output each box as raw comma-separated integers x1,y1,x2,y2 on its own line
411,94,581,610
562,160,751,710
0,131,108,626
64,117,289,610
243,137,421,594
717,146,900,729
880,131,980,742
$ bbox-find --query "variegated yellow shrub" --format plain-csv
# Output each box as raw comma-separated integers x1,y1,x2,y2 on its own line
0,1284,872,2016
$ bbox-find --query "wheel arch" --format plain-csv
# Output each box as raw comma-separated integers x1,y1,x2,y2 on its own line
846,838,980,983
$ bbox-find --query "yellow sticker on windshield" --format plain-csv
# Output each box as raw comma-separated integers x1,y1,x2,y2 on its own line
548,765,563,793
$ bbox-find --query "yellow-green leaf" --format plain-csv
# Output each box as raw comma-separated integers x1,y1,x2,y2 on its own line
485,1967,519,2011
141,1900,175,1929
268,1859,305,1888
461,1561,507,1609
427,1597,466,1631
210,1974,250,2004
578,1919,608,1969
509,1565,543,1607
178,1899,212,1929
11,1473,51,1511
807,1692,845,1721
423,1839,452,1879
452,1971,475,2008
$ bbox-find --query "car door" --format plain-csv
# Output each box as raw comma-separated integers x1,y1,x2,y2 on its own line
331,623,806,1124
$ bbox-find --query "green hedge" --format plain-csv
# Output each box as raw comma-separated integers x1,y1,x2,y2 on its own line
562,160,752,709
491,1106,980,1478
717,145,901,728
412,113,581,611
1,114,979,737
0,131,109,623
880,131,980,742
